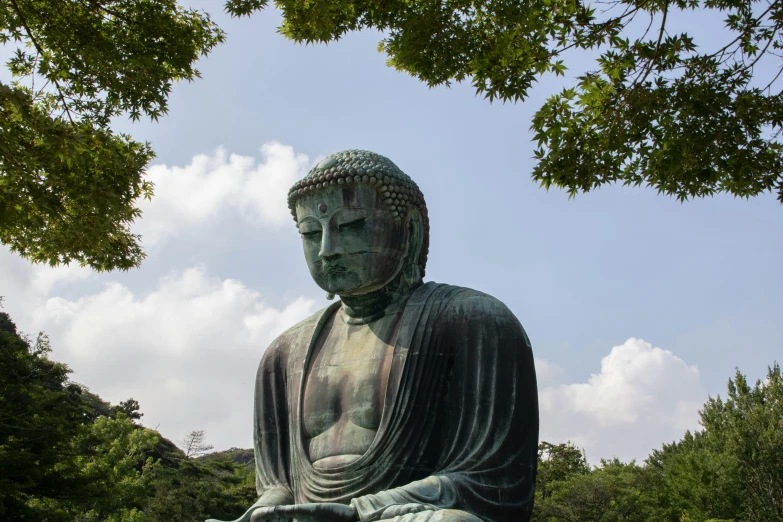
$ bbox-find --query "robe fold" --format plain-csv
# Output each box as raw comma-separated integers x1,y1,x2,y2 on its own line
253,282,539,522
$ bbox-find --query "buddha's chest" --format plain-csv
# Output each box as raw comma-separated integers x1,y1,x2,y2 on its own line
301,312,399,440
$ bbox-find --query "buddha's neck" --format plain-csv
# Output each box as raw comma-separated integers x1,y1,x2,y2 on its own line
340,272,421,324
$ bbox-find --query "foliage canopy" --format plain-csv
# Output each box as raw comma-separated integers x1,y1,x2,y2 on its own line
1,0,224,270
226,0,783,203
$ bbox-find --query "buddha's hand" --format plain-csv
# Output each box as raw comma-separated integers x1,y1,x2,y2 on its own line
205,503,263,522
249,503,358,522
378,503,438,519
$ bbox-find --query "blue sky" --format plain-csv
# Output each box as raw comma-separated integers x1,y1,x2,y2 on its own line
1,2,781,463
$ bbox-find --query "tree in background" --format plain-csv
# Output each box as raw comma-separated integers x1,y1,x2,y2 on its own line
0,310,160,521
649,363,783,522
145,449,256,521
50,413,160,522
0,312,84,520
646,430,746,521
226,0,783,204
711,364,783,521
1,0,224,270
180,429,216,458
535,441,591,501
0,306,256,521
533,442,659,522
534,458,659,522
530,364,783,522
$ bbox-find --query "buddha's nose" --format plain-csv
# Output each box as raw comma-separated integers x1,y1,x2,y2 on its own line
319,229,345,259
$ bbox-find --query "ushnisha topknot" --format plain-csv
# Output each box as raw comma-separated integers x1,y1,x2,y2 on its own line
287,149,430,276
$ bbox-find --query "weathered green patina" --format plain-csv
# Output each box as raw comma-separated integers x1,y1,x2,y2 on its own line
209,151,538,522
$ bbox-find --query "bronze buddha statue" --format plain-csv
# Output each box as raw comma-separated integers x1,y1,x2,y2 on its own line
211,150,538,522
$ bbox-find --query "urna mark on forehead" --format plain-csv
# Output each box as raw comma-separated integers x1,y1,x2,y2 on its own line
295,184,382,220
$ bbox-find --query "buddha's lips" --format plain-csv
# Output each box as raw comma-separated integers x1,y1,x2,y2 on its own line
323,262,349,275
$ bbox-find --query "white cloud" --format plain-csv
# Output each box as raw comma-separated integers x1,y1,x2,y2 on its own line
0,249,93,316
29,262,93,295
539,338,706,464
535,357,565,387
30,266,318,450
136,141,311,247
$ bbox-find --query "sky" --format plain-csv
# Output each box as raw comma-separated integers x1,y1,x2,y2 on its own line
1,2,782,465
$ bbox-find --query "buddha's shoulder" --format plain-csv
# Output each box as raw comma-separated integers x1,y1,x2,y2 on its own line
426,282,518,320
426,283,531,348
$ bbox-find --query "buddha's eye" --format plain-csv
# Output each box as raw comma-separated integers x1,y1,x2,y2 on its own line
338,217,366,231
300,230,321,239
299,223,322,239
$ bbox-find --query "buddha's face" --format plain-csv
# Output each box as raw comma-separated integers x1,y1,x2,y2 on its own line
295,184,408,296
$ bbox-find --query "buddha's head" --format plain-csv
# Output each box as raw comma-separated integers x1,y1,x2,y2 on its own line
287,150,429,298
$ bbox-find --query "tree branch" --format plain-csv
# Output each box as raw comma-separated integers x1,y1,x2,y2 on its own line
636,3,668,87
741,30,777,74
8,0,75,125
553,4,643,57
763,64,783,92
708,3,776,63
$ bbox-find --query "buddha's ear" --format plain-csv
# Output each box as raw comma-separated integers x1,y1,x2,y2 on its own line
403,209,424,284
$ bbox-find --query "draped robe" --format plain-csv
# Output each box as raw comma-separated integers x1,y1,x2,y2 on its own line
253,282,539,522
